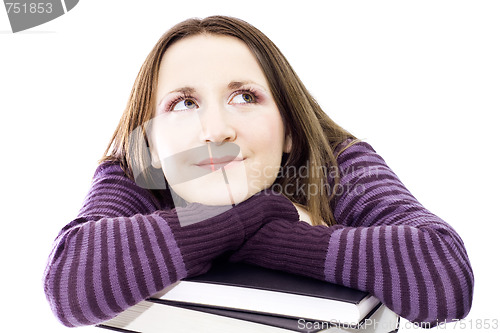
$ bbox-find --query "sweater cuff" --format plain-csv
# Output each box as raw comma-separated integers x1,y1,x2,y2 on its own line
231,219,334,281
157,203,244,277
159,191,300,277
235,190,300,240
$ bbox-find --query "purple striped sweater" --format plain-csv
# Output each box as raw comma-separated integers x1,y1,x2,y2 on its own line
43,140,473,328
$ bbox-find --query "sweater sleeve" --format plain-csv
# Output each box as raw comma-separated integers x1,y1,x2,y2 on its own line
230,141,474,327
43,162,297,327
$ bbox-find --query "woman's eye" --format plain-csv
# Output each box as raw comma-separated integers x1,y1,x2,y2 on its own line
172,99,198,111
231,93,256,104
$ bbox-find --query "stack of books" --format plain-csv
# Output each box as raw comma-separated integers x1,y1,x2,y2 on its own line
98,262,399,333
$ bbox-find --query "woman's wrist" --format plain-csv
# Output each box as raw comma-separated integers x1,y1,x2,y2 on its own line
257,190,300,223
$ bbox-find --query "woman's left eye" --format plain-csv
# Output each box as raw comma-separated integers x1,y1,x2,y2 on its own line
231,92,256,104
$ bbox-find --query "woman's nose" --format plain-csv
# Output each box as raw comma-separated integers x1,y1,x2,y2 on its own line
199,105,236,144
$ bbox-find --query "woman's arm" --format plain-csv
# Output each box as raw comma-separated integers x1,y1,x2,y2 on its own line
43,162,297,327
230,141,474,327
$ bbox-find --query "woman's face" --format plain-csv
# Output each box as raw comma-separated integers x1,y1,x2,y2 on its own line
151,34,291,206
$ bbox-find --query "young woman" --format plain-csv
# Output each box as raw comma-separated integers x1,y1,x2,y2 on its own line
43,15,473,328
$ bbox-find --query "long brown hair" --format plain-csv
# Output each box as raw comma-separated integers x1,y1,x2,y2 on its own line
101,15,357,226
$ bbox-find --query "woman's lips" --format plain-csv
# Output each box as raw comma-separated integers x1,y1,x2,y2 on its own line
196,156,245,170
160,143,242,185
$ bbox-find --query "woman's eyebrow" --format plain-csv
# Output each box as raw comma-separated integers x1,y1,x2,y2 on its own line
170,81,260,93
168,86,196,95
227,80,258,90
229,80,270,94
157,87,195,107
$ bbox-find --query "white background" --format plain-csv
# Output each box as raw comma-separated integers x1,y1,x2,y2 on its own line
1,1,499,332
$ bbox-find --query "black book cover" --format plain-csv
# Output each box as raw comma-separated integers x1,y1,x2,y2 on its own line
175,261,370,304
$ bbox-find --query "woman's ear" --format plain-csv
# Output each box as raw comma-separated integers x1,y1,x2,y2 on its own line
283,133,292,153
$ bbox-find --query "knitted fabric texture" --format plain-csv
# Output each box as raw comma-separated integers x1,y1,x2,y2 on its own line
43,140,473,327
231,141,473,326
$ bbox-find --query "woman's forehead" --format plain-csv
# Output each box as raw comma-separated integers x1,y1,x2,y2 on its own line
157,34,268,92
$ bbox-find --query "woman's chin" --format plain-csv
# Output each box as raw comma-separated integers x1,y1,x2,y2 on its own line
170,182,251,207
